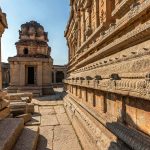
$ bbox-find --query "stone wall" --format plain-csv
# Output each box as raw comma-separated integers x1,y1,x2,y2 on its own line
0,8,7,89
64,0,150,149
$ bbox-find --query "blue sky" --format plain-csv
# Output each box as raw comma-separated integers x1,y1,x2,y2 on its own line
0,0,70,65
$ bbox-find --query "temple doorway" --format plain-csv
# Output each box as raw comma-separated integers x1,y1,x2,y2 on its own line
56,71,64,83
28,67,35,84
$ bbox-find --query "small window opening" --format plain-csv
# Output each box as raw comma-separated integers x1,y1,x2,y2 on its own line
24,48,28,55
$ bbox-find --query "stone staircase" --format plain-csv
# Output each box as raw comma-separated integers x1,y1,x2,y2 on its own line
0,118,39,150
0,91,40,150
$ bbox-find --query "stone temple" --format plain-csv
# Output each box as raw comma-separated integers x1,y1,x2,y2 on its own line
64,0,150,149
0,1,150,150
8,21,53,96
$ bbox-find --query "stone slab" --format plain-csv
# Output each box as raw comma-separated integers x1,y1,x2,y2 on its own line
0,91,7,100
13,126,39,150
37,126,54,150
54,105,66,114
41,114,59,126
0,99,9,111
53,125,82,150
0,107,10,120
5,93,32,101
0,118,24,150
9,102,27,109
35,100,63,106
21,97,31,103
56,113,71,125
39,107,55,115
16,113,32,123
34,105,39,113
26,113,41,126
26,103,34,113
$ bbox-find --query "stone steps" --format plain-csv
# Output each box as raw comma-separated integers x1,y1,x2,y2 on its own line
0,99,9,111
0,118,24,150
9,102,35,116
13,126,39,150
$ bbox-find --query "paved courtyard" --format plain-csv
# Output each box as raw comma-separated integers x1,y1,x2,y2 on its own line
32,88,82,150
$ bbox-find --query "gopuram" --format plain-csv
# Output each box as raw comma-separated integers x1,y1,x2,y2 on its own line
64,0,150,149
8,21,53,96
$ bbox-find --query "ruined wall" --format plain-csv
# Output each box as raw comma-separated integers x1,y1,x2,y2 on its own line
0,9,7,89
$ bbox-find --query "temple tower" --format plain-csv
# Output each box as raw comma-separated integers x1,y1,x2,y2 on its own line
8,21,53,96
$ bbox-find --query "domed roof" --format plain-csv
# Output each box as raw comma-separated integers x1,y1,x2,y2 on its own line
19,20,48,42
21,21,44,30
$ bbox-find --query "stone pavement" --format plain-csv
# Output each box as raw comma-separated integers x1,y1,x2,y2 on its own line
33,89,82,150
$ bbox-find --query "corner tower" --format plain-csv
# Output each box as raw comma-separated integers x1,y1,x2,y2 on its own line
8,21,53,96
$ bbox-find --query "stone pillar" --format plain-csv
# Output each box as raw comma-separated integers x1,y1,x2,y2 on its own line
20,63,25,86
37,63,42,86
9,62,13,86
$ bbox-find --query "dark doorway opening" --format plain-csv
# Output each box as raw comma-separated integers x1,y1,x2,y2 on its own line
56,71,64,83
52,72,54,83
28,67,34,84
24,48,28,55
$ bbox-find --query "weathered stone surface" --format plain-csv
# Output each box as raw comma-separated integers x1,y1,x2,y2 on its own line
36,100,63,106
64,0,150,149
0,118,24,150
13,126,39,150
28,95,83,150
26,113,41,126
34,105,39,113
5,93,32,101
16,113,32,123
37,126,54,150
40,106,55,115
9,102,27,115
0,99,9,110
9,102,27,109
41,114,59,126
56,113,71,125
0,107,10,120
0,92,7,100
21,97,31,103
53,125,82,150
26,103,34,113
54,105,65,114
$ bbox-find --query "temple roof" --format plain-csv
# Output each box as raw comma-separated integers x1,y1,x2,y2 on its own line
19,20,48,42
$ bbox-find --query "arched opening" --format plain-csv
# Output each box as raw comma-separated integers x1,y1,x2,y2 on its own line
24,48,29,55
56,71,64,83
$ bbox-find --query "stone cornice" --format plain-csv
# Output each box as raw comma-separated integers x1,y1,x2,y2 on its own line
75,39,150,73
8,57,52,63
64,75,150,100
112,0,133,17
67,0,150,71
